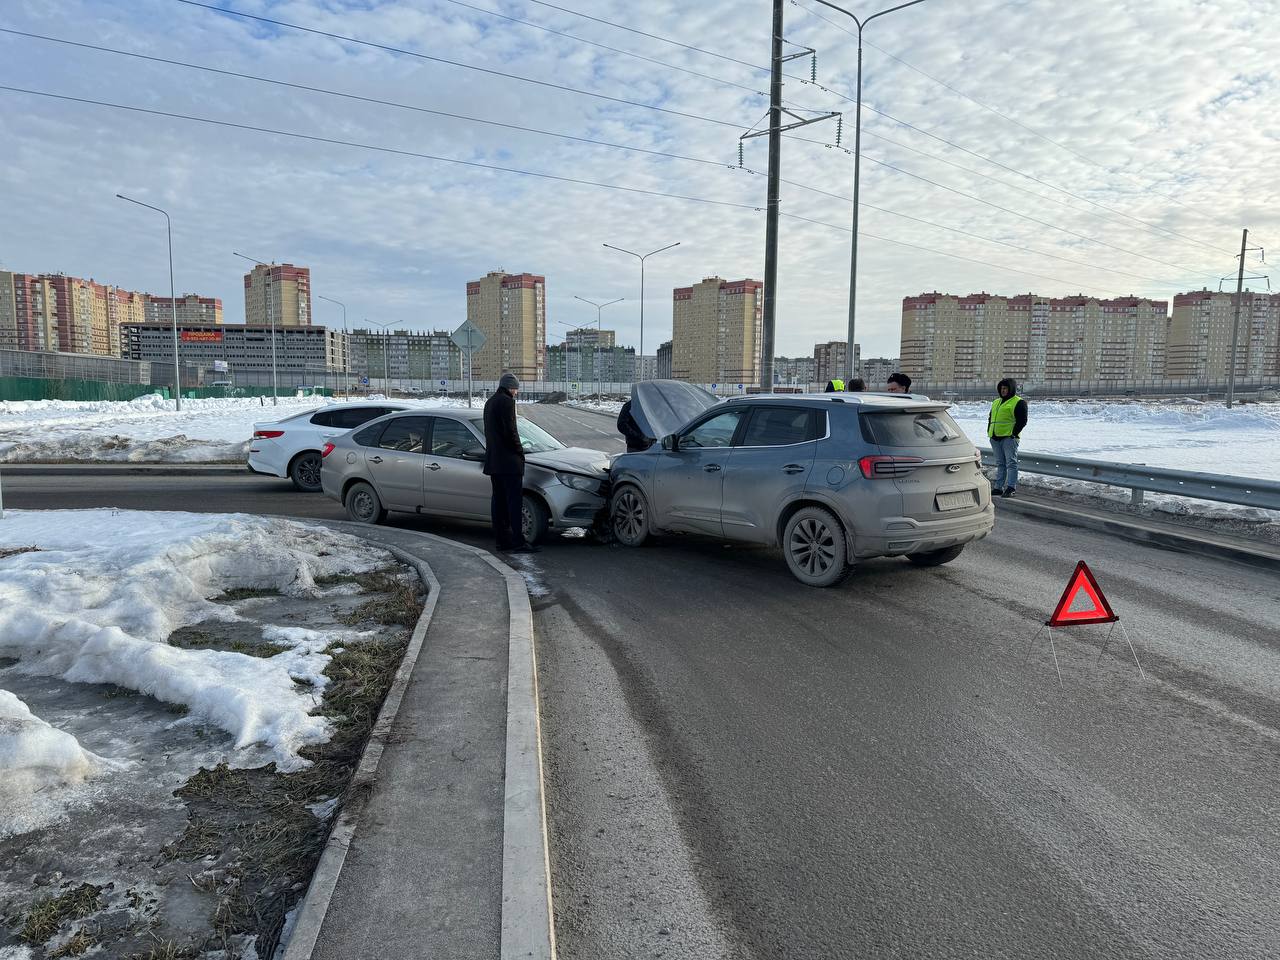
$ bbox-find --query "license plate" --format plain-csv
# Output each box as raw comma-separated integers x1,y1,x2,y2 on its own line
935,490,977,511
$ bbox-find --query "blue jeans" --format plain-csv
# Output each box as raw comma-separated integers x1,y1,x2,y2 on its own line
992,436,1019,490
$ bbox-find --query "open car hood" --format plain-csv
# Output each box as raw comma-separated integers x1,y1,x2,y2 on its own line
628,380,720,442
526,446,611,477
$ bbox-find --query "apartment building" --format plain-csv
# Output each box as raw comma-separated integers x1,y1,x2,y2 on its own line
671,277,762,385
862,357,899,388
348,328,461,383
774,355,816,386
656,340,672,380
243,263,312,327
813,340,860,384
900,292,1169,384
564,326,616,350
546,343,636,385
0,269,220,358
1166,289,1280,379
466,271,546,381
145,294,223,326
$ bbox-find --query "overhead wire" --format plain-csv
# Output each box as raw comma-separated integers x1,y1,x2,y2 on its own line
4,25,1200,287
0,83,1140,295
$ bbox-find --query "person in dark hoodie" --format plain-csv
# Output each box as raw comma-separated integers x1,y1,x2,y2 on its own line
483,373,537,552
617,398,652,452
987,377,1028,498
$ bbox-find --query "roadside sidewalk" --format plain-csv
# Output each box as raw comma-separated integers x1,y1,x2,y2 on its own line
287,525,552,960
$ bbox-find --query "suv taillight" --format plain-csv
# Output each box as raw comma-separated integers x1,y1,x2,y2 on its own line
254,429,284,439
321,442,336,458
858,455,923,479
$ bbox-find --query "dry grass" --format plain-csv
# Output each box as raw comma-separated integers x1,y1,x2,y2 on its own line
215,586,281,603
50,929,96,957
0,545,40,560
20,884,104,945
339,573,423,628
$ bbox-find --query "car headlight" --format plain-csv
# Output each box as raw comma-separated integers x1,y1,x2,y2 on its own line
555,472,603,494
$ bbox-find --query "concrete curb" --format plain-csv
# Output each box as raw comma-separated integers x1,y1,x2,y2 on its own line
281,539,441,960
997,497,1280,570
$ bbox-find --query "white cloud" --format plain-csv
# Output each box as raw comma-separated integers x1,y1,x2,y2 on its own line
0,0,1276,361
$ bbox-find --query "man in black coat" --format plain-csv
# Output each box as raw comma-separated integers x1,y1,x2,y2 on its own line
617,399,651,452
483,373,537,552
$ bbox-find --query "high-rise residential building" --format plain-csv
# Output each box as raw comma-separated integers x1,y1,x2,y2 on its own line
564,326,616,350
774,355,816,386
466,270,546,381
862,357,899,388
348,329,461,383
243,263,312,328
0,271,17,350
656,340,672,379
671,277,762,385
635,355,658,381
546,343,635,385
145,294,223,326
813,341,860,384
1166,289,1280,380
901,292,1170,384
0,269,220,358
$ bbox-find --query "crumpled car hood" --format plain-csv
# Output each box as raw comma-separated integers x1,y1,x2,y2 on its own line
627,379,720,442
526,446,611,477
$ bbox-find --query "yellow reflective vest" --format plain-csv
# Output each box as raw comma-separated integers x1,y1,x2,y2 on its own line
988,395,1022,438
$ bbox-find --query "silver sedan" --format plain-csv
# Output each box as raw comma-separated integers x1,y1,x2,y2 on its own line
320,407,611,543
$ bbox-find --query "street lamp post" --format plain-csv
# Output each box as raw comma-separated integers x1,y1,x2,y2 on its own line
809,0,929,382
318,295,348,396
572,297,623,399
602,241,680,381
232,252,280,404
117,193,182,411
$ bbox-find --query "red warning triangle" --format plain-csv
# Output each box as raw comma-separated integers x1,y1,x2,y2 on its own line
1048,561,1118,627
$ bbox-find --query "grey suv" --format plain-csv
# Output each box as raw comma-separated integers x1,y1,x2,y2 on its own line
608,382,993,586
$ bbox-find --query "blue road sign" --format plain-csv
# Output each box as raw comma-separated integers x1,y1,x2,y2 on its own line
360,376,369,385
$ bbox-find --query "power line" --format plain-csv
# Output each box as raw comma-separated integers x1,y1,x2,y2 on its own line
503,0,1234,257
171,0,747,131
8,26,1191,287
0,83,1142,297
164,0,1232,269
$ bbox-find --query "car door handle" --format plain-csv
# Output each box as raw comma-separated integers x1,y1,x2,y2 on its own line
368,455,383,464
427,462,441,471
703,464,721,473
783,464,806,474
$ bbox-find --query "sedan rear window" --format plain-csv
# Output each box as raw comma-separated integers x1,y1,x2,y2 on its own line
861,410,965,446
352,423,384,447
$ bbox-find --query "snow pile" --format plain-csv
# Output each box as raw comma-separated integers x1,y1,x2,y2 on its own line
0,690,116,836
0,394,474,463
566,399,624,415
0,510,391,772
948,399,1280,482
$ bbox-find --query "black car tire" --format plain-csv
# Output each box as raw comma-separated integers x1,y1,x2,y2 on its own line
907,544,965,567
522,494,549,546
782,506,851,587
345,481,387,525
289,451,324,492
611,485,651,547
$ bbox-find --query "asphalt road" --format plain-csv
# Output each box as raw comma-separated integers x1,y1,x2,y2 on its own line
9,402,1280,959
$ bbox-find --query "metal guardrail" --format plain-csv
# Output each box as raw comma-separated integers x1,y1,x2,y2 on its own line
978,448,1280,511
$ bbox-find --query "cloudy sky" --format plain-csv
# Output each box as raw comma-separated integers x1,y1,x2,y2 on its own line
1,0,1276,359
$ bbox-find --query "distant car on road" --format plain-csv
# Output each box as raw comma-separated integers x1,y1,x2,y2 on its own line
609,381,994,587
248,402,413,491
320,408,610,544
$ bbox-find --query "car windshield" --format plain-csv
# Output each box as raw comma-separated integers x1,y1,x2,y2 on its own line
517,417,565,453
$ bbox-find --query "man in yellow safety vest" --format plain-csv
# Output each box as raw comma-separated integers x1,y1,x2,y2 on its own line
987,377,1028,498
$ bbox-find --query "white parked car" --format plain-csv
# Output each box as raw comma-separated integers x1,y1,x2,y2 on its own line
248,402,412,491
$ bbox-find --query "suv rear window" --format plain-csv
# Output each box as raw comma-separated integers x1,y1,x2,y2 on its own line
861,410,965,446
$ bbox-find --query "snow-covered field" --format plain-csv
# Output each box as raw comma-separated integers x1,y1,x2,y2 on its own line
0,509,391,837
0,393,478,463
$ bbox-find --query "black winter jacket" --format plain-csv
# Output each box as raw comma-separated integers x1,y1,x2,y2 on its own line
617,400,651,452
483,388,525,476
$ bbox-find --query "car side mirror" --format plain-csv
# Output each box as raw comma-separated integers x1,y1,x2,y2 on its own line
461,446,485,461
661,434,679,451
